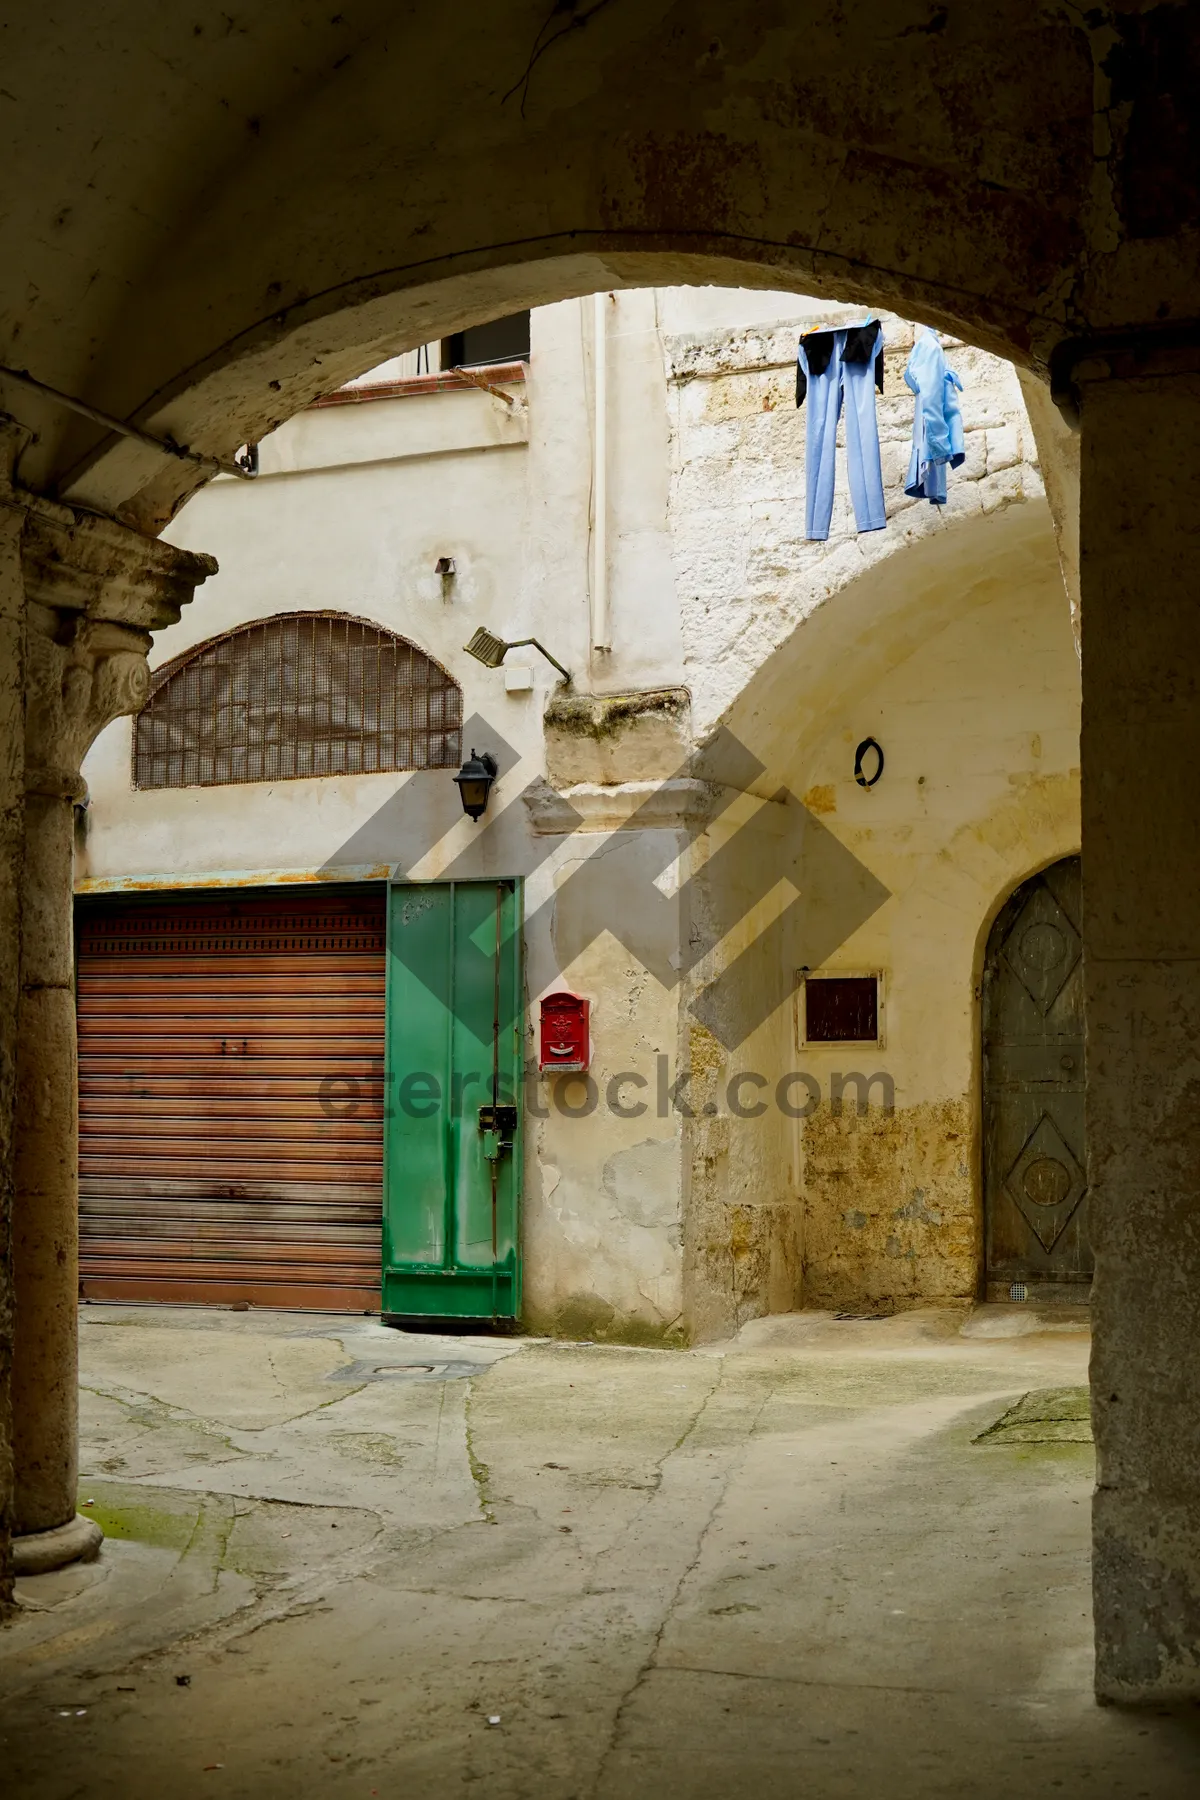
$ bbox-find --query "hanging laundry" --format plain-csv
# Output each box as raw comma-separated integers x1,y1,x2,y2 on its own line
904,329,964,505
795,321,886,542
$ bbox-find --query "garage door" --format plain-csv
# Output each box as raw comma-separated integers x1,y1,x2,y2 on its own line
77,887,386,1311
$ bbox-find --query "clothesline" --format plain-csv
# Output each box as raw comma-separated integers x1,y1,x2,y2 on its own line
671,356,810,384
671,331,963,386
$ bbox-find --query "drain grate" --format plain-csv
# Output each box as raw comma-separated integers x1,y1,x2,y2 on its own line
327,1359,487,1384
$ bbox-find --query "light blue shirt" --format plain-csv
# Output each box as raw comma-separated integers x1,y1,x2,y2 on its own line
904,331,964,504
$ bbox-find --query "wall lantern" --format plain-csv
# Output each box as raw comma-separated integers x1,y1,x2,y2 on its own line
453,747,498,821
464,626,571,685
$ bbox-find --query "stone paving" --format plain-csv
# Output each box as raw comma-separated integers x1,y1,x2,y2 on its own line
2,1303,1198,1798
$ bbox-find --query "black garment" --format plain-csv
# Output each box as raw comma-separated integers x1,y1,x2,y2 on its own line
796,322,884,408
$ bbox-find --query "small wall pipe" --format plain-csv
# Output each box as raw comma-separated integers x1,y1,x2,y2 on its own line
590,292,610,652
0,363,256,482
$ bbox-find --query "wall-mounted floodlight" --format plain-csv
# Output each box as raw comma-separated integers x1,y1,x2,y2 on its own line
464,627,571,685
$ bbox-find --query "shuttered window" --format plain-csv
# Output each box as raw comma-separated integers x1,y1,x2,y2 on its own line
77,888,386,1312
134,612,462,789
804,976,879,1043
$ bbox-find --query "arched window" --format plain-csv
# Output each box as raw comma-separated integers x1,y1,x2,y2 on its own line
134,612,462,789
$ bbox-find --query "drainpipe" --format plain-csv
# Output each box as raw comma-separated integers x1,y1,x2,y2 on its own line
590,292,610,653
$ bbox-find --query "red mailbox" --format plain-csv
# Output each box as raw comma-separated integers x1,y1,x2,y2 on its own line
539,991,590,1074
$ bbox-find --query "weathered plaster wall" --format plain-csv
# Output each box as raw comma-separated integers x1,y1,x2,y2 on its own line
787,574,1080,1310
522,823,687,1345
523,687,698,1343
702,536,1079,1316
683,1008,802,1345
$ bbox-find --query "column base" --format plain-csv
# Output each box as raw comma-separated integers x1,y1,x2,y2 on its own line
13,1514,103,1576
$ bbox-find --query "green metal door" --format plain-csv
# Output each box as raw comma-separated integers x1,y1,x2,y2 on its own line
383,880,522,1320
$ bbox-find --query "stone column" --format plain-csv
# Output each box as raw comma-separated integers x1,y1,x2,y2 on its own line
1076,350,1200,1703
8,493,213,1574
0,431,31,1605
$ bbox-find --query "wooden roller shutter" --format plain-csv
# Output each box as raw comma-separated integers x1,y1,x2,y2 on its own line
77,888,386,1311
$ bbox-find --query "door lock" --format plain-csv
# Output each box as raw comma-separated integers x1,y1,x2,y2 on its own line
478,1104,517,1162
478,1104,517,1134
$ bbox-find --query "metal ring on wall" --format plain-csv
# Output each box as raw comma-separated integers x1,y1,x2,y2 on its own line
853,737,884,788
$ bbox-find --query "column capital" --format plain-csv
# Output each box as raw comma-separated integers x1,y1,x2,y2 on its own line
1050,319,1200,423
1,482,216,795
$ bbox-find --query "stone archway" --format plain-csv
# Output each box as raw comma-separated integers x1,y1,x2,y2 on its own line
5,0,1200,1705
3,5,1195,536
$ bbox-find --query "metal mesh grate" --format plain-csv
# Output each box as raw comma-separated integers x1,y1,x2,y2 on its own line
134,613,462,789
78,891,388,957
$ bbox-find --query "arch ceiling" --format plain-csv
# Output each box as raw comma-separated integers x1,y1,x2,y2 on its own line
720,500,1064,788
3,4,1198,530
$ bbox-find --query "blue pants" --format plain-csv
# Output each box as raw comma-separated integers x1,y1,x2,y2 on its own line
800,329,886,541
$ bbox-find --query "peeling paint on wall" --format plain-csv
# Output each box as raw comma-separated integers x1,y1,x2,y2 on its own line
801,1097,977,1311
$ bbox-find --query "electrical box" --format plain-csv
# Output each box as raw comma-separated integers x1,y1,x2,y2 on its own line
539,991,590,1074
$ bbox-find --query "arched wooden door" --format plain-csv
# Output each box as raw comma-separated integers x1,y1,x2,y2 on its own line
982,856,1090,1302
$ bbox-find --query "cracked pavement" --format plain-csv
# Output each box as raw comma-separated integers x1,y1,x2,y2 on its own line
2,1304,1199,1797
